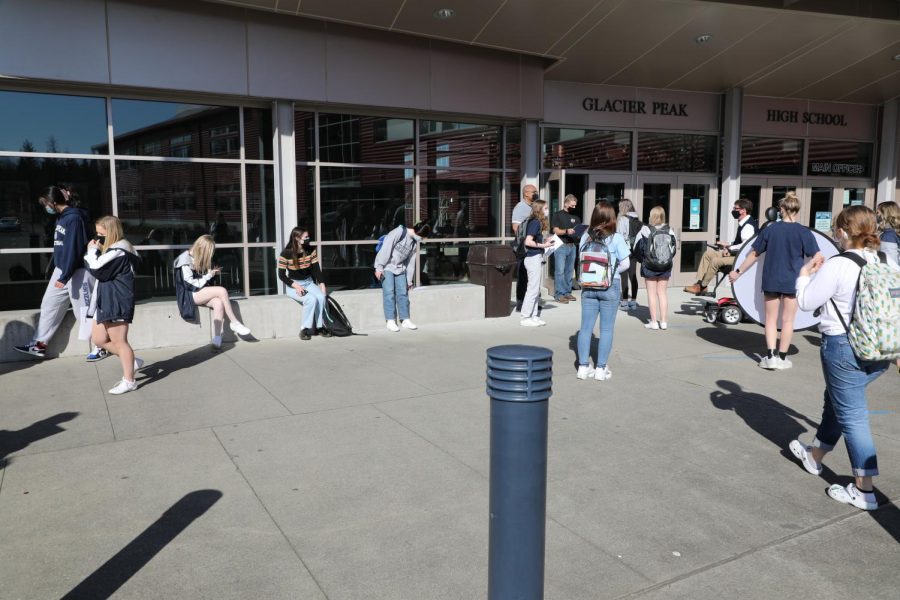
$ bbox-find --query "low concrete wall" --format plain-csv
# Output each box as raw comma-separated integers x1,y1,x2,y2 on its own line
0,284,486,363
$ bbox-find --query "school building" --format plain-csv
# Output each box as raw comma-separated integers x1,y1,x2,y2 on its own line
1,0,899,311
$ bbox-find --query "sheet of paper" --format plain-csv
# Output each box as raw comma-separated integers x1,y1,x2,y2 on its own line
544,234,563,257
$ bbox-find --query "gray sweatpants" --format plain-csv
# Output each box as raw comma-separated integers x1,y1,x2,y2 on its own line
33,267,94,344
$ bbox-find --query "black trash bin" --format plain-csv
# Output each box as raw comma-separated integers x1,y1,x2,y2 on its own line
467,244,517,318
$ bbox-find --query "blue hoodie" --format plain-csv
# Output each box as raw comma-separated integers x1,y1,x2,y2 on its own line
53,207,90,284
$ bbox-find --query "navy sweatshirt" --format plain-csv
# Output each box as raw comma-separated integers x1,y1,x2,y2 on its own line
53,207,90,284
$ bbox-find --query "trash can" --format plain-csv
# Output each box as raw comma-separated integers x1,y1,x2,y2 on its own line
468,244,517,318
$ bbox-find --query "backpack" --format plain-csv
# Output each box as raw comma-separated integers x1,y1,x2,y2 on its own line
322,295,354,337
830,252,900,361
644,225,676,271
512,217,533,260
626,216,642,250
578,232,615,290
375,226,406,254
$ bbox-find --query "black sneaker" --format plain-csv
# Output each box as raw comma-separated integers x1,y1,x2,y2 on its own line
319,328,333,338
14,342,47,358
299,329,312,341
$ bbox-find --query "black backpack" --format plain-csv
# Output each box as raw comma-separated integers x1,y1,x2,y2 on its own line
512,217,533,260
323,295,353,337
626,216,642,251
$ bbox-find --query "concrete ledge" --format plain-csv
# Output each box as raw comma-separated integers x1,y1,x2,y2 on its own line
0,284,486,362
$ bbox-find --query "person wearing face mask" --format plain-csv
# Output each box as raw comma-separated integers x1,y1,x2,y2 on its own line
551,194,581,304
789,206,891,511
511,184,538,311
277,227,329,341
14,185,106,361
876,201,899,269
684,198,758,295
175,234,252,350
374,221,431,332
729,192,821,369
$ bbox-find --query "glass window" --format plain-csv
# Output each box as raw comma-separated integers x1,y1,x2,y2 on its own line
421,242,474,286
0,157,112,249
682,184,709,231
505,173,521,238
637,133,716,173
0,252,53,310
294,111,315,162
741,137,803,176
243,108,273,161
295,166,316,232
679,241,705,274
246,164,275,243
0,90,108,155
319,167,413,242
419,170,501,238
542,128,631,171
641,183,671,224
807,140,873,178
249,246,278,296
419,121,501,170
808,187,834,232
842,188,866,206
505,126,521,173
318,243,380,290
317,114,414,166
115,161,242,246
111,99,240,159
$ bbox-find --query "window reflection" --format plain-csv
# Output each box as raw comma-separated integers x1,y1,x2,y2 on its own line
294,111,315,162
318,114,414,165
0,252,53,310
319,167,412,242
246,164,275,243
419,170,501,238
504,173,521,238
295,166,316,231
115,161,243,245
637,133,716,173
421,242,474,286
741,137,803,176
0,157,112,250
543,128,631,170
243,108,273,161
0,90,108,155
807,140,872,178
419,121,501,170
318,243,382,290
110,99,241,159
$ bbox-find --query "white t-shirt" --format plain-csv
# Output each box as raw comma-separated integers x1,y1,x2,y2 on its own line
796,248,876,336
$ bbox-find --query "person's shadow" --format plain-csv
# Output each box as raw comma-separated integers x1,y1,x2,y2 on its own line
567,332,597,370
0,412,78,468
136,345,231,387
697,326,798,361
711,379,900,542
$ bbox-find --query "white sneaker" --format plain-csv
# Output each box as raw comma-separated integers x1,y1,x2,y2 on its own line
134,357,144,371
789,440,822,475
771,356,793,370
109,378,138,395
401,319,418,330
827,483,878,511
758,356,776,369
230,321,251,336
576,365,595,380
386,320,400,332
659,322,668,330
520,317,540,327
644,321,659,330
594,366,612,381
211,335,222,350
533,317,546,326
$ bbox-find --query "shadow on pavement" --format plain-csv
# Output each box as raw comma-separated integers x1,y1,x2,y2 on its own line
61,490,223,600
696,326,798,360
568,332,598,370
136,345,230,387
0,412,79,468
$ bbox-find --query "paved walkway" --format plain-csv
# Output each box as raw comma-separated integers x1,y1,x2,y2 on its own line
1,290,897,599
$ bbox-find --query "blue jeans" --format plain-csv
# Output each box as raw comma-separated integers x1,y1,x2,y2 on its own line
812,334,888,477
381,270,410,320
286,278,325,330
554,244,576,299
577,280,621,368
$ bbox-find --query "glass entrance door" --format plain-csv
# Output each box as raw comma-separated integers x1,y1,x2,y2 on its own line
586,174,630,223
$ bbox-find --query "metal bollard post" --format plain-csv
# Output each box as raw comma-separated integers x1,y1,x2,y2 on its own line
486,344,552,600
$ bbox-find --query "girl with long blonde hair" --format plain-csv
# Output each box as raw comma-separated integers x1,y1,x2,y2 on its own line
633,206,677,329
876,201,899,269
174,234,251,350
519,199,552,326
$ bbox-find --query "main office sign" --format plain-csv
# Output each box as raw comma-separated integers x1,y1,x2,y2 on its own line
545,82,720,131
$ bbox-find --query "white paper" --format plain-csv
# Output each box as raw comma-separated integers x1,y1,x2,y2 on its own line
543,234,563,257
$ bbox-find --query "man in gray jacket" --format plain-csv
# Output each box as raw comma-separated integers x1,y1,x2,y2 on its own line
374,221,431,332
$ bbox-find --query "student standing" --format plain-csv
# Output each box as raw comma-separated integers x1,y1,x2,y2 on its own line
14,185,106,361
520,199,552,326
551,194,581,304
84,216,142,395
730,192,821,369
790,206,890,511
278,227,329,340
633,206,677,330
876,201,899,269
615,199,642,310
575,201,631,380
174,234,251,349
374,221,431,332
511,184,538,311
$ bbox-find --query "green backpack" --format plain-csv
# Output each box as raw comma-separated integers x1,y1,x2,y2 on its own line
830,252,900,361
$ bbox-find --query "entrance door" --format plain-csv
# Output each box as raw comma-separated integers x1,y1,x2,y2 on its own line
586,174,630,221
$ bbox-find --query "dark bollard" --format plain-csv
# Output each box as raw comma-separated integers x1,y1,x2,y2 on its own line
487,344,552,600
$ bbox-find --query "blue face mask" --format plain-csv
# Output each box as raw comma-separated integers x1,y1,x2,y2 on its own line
45,206,56,215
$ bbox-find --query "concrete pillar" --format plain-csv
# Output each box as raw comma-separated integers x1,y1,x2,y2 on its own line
876,99,898,205
720,88,743,243
274,101,297,290
521,120,540,191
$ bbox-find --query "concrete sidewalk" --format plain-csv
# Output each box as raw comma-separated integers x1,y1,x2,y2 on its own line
1,289,898,600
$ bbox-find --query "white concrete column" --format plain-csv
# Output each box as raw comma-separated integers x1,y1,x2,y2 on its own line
720,87,743,242
273,101,296,292
521,120,540,190
876,99,898,205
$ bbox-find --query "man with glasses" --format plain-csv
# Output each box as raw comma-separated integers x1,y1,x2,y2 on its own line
684,197,758,295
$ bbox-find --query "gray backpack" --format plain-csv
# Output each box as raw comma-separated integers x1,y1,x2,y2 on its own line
644,225,676,271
